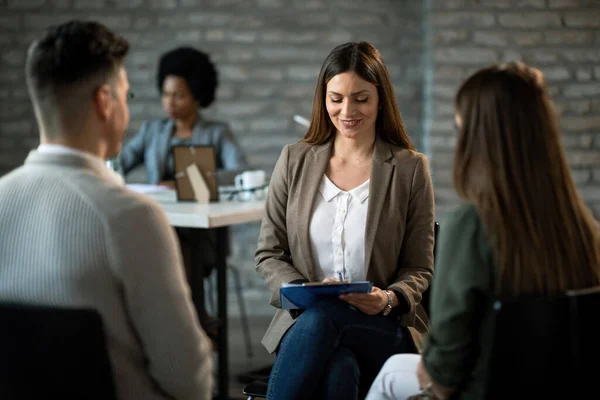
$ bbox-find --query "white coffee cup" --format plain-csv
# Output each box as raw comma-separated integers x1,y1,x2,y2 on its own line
235,170,266,191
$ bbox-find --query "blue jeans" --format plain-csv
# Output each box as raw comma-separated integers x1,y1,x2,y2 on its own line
267,298,416,400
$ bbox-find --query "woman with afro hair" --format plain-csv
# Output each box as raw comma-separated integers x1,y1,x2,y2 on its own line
120,46,248,186
120,47,248,342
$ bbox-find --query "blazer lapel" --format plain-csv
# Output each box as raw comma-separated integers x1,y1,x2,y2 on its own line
156,120,173,181
297,140,332,281
364,137,394,277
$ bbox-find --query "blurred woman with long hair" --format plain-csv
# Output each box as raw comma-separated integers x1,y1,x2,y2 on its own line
366,62,600,400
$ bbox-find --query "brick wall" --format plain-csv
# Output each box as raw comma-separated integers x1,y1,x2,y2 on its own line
0,0,425,176
1,0,598,317
428,0,600,218
0,0,425,316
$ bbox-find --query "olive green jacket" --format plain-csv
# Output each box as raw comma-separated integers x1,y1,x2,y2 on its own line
422,204,495,399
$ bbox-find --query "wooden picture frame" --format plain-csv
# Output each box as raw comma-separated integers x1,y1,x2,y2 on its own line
172,145,218,202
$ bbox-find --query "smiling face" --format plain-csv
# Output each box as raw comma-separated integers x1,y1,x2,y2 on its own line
325,71,379,141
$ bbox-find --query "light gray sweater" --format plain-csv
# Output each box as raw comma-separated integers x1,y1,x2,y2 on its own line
0,151,213,400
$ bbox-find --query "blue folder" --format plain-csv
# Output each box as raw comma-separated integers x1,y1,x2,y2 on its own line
280,281,373,309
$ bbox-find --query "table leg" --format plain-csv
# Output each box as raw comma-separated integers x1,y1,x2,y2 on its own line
189,228,229,399
188,229,207,322
215,226,229,400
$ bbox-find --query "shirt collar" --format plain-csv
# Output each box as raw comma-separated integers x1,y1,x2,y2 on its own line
349,179,370,204
319,175,340,202
319,175,370,204
38,144,102,162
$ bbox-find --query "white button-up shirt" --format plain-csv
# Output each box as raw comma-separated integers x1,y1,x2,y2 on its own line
309,174,370,282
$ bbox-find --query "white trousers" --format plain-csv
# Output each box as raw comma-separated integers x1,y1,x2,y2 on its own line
365,353,422,400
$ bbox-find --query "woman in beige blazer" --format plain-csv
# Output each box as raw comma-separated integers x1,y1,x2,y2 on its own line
255,42,435,400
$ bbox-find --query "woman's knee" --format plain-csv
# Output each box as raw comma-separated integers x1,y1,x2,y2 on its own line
381,354,421,374
365,354,421,400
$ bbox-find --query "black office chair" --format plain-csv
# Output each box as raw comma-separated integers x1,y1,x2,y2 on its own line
482,286,600,399
0,303,118,400
243,222,441,399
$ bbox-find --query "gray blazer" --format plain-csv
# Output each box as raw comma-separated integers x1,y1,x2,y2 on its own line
120,118,248,185
255,137,435,354
0,152,213,400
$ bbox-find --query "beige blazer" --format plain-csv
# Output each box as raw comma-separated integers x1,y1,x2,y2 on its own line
255,136,435,354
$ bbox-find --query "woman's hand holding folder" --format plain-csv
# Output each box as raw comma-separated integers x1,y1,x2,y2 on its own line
339,286,395,315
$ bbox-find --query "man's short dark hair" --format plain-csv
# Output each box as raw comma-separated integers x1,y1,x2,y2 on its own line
26,20,129,118
157,47,218,109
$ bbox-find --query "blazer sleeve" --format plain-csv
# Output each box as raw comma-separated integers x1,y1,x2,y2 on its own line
255,145,307,307
119,121,149,176
388,155,435,327
106,197,214,400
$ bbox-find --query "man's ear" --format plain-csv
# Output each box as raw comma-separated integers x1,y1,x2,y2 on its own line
94,84,113,121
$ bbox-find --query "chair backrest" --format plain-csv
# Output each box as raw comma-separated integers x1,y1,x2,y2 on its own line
0,303,118,400
485,286,600,399
420,221,439,315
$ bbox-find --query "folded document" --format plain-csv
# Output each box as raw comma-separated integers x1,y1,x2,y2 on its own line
280,281,373,309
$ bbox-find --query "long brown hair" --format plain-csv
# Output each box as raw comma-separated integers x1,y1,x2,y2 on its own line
454,62,600,297
303,41,414,150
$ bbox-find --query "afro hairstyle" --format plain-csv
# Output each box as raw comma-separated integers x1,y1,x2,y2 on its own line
157,47,218,108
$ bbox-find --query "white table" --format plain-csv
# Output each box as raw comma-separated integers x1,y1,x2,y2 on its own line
147,189,265,400
149,190,265,228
